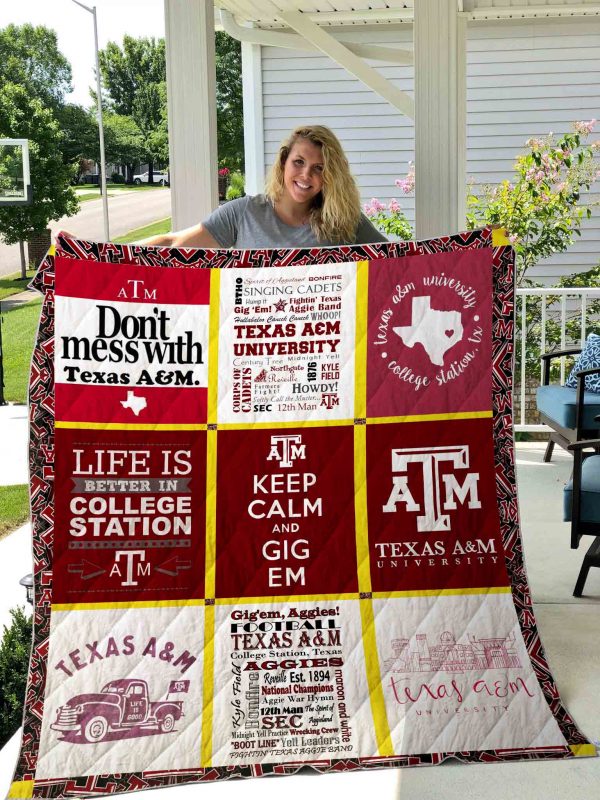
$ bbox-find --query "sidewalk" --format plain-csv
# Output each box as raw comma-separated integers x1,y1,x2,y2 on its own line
1,289,39,311
0,404,28,486
0,403,31,629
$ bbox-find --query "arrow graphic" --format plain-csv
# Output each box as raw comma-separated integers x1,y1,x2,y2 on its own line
68,560,106,580
155,556,192,577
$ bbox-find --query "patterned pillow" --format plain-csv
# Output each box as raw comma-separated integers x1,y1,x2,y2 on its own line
565,333,600,392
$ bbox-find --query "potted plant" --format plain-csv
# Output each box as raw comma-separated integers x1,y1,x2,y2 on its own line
218,167,230,200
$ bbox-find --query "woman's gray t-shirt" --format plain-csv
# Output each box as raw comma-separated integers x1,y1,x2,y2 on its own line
202,194,387,248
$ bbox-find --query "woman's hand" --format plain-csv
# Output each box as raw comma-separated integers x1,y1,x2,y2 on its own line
54,229,76,242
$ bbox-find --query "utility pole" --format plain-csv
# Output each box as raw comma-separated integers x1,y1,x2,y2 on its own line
71,1,110,240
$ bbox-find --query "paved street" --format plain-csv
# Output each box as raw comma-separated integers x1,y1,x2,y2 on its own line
0,188,172,276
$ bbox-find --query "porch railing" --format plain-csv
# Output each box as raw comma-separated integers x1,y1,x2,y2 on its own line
514,287,600,432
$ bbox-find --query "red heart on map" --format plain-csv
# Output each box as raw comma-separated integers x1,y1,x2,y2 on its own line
445,329,454,337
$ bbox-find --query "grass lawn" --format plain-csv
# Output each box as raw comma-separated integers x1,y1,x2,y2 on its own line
0,270,35,301
76,191,108,202
1,299,42,404
0,216,171,401
0,485,29,541
75,184,169,202
114,217,172,244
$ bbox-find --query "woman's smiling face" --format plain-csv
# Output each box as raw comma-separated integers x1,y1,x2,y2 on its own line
282,138,324,208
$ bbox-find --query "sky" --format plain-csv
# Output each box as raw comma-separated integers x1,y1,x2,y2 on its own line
0,0,165,106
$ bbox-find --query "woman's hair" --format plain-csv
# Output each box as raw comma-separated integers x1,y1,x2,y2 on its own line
264,125,361,244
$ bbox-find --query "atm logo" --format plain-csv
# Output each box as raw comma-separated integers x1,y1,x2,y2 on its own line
266,434,307,469
383,445,481,532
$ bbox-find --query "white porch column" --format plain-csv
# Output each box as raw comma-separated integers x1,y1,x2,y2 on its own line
164,0,218,229
242,38,265,196
414,1,466,239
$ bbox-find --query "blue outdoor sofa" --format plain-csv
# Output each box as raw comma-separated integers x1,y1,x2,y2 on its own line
536,347,600,461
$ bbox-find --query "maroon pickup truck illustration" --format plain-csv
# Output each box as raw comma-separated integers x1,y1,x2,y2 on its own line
51,678,188,743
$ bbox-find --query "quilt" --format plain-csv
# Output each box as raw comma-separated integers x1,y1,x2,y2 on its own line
8,227,595,799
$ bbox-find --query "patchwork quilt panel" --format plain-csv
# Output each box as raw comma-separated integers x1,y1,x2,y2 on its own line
8,228,594,799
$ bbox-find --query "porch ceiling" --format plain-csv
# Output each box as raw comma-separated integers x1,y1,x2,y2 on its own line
217,0,413,28
217,0,600,29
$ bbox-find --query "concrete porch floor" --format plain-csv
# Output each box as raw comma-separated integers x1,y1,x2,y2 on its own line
0,441,598,799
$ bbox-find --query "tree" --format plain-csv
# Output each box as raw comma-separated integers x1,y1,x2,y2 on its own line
131,81,165,176
146,83,169,168
56,104,99,182
216,32,244,171
0,607,32,749
0,83,79,273
98,36,166,116
102,114,147,183
98,36,166,180
0,24,72,111
97,33,244,176
0,22,91,185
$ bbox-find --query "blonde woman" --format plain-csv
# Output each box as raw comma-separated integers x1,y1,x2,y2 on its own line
145,125,387,248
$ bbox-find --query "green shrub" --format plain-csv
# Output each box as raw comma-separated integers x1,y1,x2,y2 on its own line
0,607,32,748
110,172,126,184
225,171,245,201
466,123,600,285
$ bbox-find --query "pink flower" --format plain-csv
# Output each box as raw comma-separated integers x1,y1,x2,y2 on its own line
388,198,401,213
395,163,415,194
526,167,546,183
218,167,230,176
575,120,597,135
508,233,519,245
365,199,385,216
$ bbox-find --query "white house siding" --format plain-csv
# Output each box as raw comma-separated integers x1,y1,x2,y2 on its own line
258,18,600,284
468,19,600,283
261,27,417,226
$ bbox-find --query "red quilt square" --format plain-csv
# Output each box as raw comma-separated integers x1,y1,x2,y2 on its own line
215,426,358,597
53,429,206,603
366,418,509,592
54,257,211,426
366,249,493,418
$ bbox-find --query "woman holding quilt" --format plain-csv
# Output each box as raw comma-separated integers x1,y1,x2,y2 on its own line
146,124,387,249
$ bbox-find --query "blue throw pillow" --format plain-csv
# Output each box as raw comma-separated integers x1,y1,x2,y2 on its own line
565,333,600,392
